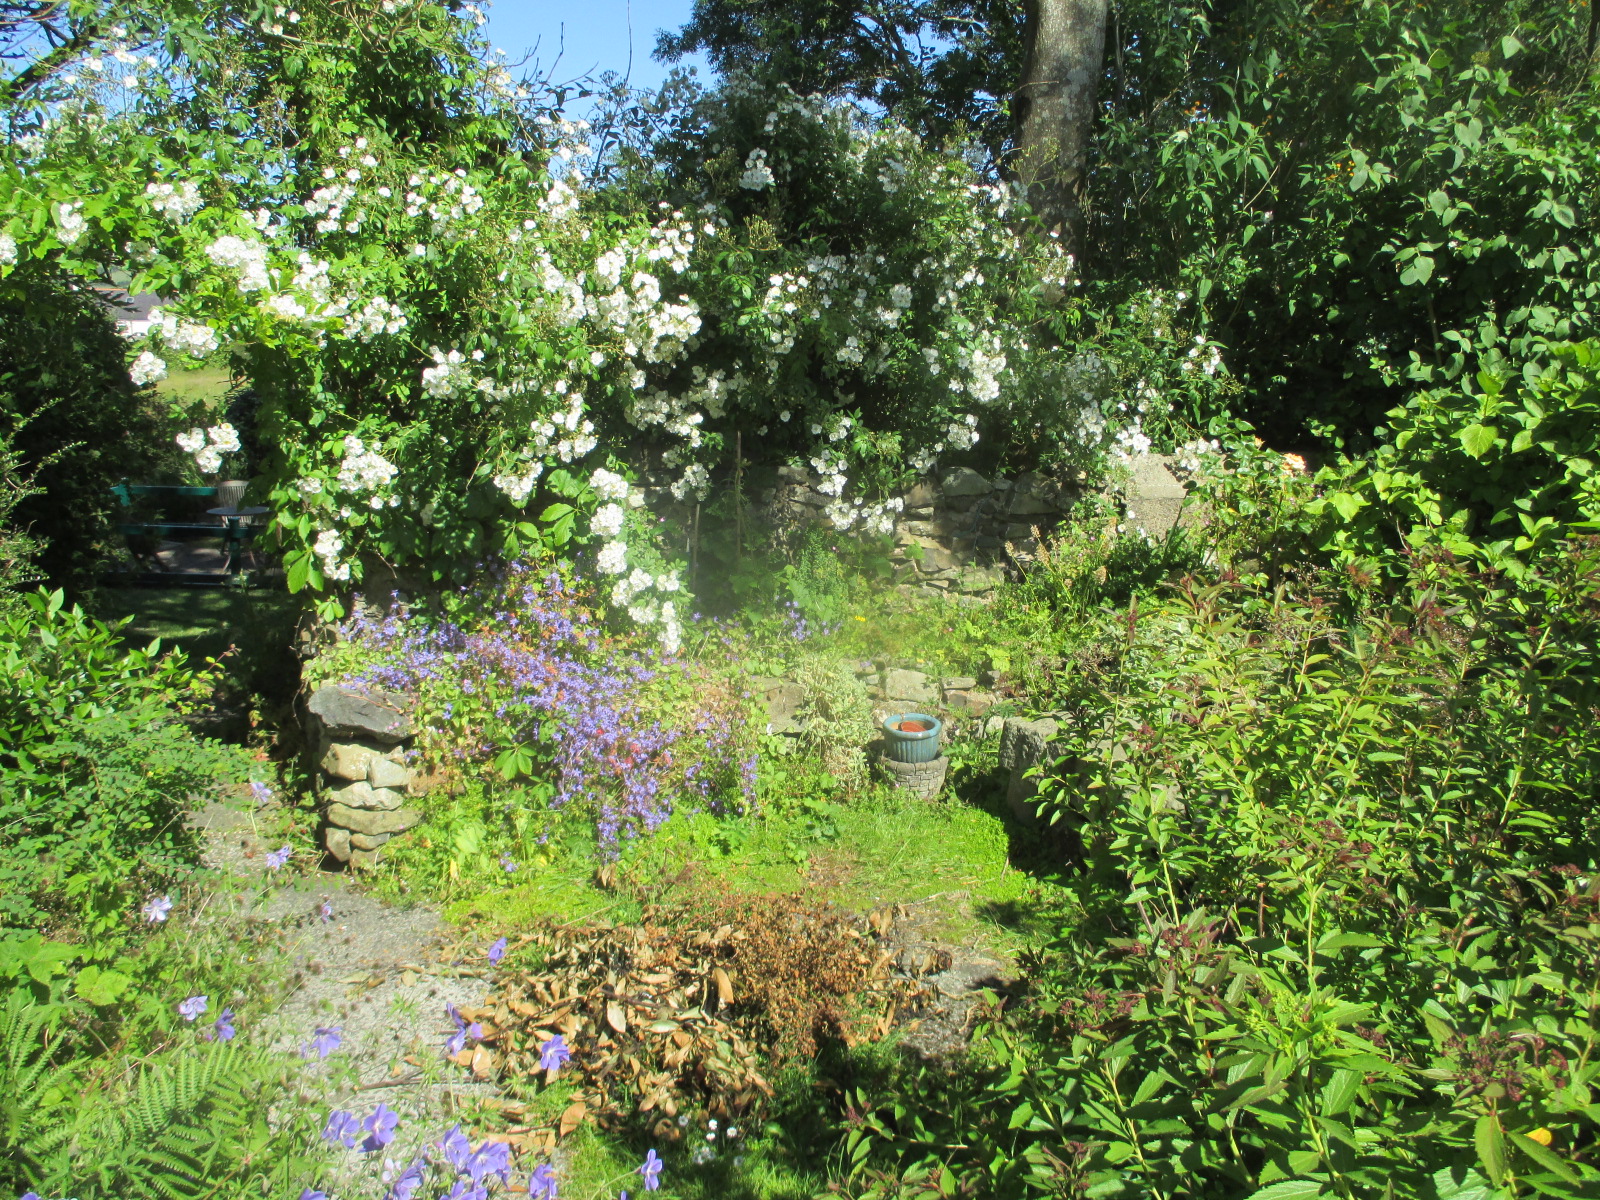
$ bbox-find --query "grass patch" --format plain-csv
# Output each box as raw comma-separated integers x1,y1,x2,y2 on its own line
96,586,298,664
155,363,234,407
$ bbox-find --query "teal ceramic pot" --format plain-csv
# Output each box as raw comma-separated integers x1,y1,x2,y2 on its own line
882,713,942,763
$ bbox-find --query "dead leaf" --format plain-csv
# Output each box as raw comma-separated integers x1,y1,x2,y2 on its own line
606,1000,628,1033
713,967,734,1006
558,1101,587,1138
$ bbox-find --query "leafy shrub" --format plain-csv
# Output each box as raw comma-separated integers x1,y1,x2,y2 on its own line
842,548,1600,1195
0,589,238,935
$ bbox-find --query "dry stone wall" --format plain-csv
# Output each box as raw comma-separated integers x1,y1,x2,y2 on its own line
305,684,423,869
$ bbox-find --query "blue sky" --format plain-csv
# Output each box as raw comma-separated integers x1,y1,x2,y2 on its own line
483,0,709,94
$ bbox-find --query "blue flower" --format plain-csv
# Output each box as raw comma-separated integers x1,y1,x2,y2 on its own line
445,1003,483,1057
177,994,208,1021
249,780,274,804
211,1007,236,1042
639,1148,663,1191
299,1191,327,1200
500,852,518,873
266,845,291,870
322,1109,361,1148
360,1103,399,1151
538,1033,571,1073
488,936,508,965
467,1139,512,1185
142,895,173,923
304,1025,342,1059
319,899,333,923
528,1163,559,1199
438,1123,472,1172
385,1157,425,1200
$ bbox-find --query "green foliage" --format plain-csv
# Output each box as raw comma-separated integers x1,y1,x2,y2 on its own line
0,284,167,590
0,589,238,933
841,549,1600,1196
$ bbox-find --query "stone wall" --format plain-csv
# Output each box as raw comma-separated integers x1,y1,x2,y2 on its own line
305,684,424,869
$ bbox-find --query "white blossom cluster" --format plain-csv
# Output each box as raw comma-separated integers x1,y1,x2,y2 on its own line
53,202,86,247
739,148,774,191
1113,424,1154,461
335,436,399,505
129,350,167,386
147,308,220,358
808,448,849,497
313,528,350,581
175,423,240,475
344,297,407,340
206,235,270,292
491,462,543,504
824,494,903,535
0,232,14,267
146,181,203,222
1181,334,1224,376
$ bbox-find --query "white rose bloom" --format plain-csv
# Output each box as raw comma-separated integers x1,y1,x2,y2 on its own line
596,541,627,575
129,351,167,386
590,502,625,539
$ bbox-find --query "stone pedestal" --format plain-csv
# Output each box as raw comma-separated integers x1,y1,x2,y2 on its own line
879,754,949,801
306,684,421,869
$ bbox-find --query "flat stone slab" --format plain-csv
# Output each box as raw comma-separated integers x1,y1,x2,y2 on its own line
308,685,413,746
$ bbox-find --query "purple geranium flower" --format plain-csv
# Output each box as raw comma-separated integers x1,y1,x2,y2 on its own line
266,845,291,870
445,1003,483,1057
322,1109,361,1148
303,1025,342,1060
444,1183,487,1200
528,1163,559,1199
639,1148,663,1191
319,899,333,923
538,1034,571,1073
299,1191,327,1200
439,1123,473,1172
249,780,274,804
360,1103,400,1152
487,936,508,965
177,995,208,1021
385,1157,425,1200
467,1139,512,1185
142,894,173,923
209,1007,236,1042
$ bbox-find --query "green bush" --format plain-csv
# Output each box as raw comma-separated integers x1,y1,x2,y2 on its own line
842,548,1600,1196
0,589,238,936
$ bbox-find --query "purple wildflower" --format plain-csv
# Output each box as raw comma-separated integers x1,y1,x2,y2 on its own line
500,852,517,873
266,845,291,870
319,899,333,923
142,895,173,923
488,936,508,965
177,995,208,1021
210,1007,236,1041
304,1025,342,1059
249,780,274,804
439,1123,473,1172
639,1148,663,1191
528,1164,559,1199
538,1034,571,1073
467,1139,512,1185
299,1192,327,1200
444,1184,488,1200
322,1109,361,1148
360,1103,400,1152
385,1157,425,1200
445,1003,483,1057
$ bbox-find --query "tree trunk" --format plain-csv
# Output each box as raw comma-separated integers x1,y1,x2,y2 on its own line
1013,0,1108,261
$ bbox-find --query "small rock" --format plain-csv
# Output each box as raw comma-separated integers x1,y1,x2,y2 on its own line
349,848,381,870
943,676,979,692
984,715,1007,738
367,757,413,791
320,741,381,782
349,831,394,851
885,668,935,705
324,825,352,862
325,803,423,837
328,779,406,812
941,467,993,497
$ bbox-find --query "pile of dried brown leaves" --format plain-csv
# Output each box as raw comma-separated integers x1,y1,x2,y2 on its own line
452,894,918,1146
